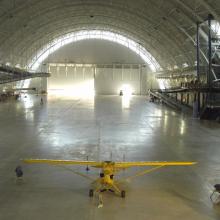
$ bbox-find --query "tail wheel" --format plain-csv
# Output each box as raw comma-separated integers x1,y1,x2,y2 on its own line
89,189,94,197
121,190,126,198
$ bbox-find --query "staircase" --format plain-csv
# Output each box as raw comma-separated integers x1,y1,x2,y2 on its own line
149,89,192,112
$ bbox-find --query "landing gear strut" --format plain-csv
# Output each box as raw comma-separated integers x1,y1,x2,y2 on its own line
121,190,126,198
89,189,94,197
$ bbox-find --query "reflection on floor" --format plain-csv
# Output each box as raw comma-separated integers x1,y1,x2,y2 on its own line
0,94,220,220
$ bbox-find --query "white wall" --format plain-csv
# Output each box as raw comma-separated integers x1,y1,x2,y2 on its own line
43,39,145,64
0,39,155,95
37,39,154,95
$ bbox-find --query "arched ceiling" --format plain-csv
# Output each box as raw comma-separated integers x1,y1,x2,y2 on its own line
0,0,219,70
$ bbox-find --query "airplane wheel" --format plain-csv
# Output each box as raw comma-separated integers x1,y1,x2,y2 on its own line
121,190,126,198
89,189,94,197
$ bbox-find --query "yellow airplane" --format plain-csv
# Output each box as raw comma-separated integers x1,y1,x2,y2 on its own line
23,159,196,198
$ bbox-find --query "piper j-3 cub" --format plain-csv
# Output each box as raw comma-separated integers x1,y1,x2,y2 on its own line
23,159,196,198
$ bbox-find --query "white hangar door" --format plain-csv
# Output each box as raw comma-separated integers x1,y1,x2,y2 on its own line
95,64,141,95
48,64,94,97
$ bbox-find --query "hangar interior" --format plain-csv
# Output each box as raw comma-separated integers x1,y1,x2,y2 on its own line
0,1,220,220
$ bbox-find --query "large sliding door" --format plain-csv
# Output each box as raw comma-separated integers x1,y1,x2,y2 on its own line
95,64,141,95
48,63,141,96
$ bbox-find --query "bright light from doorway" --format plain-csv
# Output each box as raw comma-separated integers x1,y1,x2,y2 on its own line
120,84,133,109
120,84,133,96
48,80,95,98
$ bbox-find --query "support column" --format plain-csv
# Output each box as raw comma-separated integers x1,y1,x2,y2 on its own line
207,14,214,103
196,22,201,114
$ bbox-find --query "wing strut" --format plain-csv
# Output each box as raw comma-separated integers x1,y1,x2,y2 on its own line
117,165,165,183
56,165,96,181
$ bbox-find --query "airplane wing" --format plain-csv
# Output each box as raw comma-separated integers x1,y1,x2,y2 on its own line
23,159,196,169
115,161,197,182
23,159,103,167
114,161,197,169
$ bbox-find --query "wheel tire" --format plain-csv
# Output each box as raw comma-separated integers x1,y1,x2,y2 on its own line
121,190,126,198
89,189,94,197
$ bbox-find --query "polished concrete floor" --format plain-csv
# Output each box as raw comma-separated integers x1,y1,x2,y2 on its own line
0,94,220,220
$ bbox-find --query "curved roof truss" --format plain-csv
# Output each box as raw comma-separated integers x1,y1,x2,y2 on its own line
28,30,161,72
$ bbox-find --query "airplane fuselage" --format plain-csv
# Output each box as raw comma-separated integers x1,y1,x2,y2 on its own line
100,161,115,185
